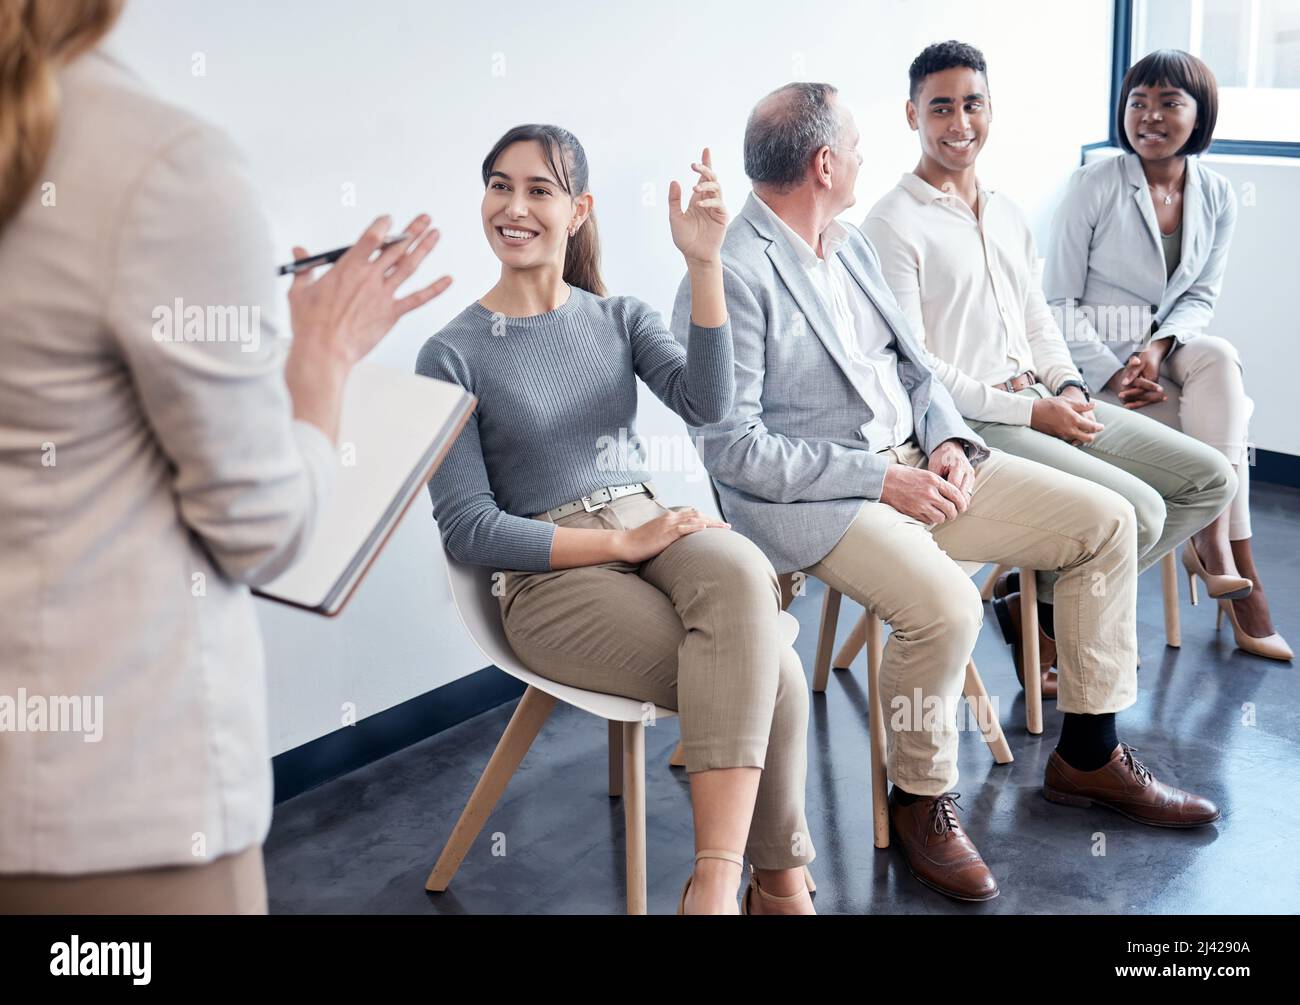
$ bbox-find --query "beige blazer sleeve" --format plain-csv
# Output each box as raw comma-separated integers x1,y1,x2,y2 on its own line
106,123,336,585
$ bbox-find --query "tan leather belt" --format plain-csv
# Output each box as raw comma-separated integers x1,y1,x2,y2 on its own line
993,370,1037,393
534,481,655,521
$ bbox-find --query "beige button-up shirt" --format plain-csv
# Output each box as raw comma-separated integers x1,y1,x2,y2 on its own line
752,194,914,451
862,173,1082,426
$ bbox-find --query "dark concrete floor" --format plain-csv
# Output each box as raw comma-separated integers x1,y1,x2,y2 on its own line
266,481,1298,914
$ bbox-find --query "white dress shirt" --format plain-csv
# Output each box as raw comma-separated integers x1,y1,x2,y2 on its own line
862,173,1083,426
0,49,336,874
753,194,914,451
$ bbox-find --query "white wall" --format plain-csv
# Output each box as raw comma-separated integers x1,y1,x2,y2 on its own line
1192,154,1300,458
107,0,1118,754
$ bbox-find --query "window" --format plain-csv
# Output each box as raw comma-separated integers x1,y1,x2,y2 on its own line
1113,0,1300,155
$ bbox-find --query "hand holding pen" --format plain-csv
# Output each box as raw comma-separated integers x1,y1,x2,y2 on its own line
277,235,412,275
283,214,453,441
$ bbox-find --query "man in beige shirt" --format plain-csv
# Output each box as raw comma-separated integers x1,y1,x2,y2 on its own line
862,40,1236,697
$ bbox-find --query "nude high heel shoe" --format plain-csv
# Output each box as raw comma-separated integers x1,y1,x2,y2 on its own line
739,864,815,915
1182,539,1252,605
676,849,744,915
1217,600,1294,662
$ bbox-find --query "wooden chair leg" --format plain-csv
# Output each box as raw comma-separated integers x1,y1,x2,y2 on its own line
667,740,686,768
980,563,1010,601
427,685,557,891
608,720,623,796
1021,569,1043,736
866,613,884,679
811,587,842,693
832,611,869,671
964,659,1012,764
866,614,889,849
1161,549,1181,648
622,721,647,915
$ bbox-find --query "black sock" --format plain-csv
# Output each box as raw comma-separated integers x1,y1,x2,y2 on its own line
891,786,921,805
1056,712,1118,771
1038,600,1055,639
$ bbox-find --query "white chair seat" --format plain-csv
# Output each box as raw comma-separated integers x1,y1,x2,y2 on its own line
444,554,800,722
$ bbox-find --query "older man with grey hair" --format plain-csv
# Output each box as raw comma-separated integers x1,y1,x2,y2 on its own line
671,82,1220,904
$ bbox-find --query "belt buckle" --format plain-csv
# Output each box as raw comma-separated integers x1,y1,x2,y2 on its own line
581,493,606,513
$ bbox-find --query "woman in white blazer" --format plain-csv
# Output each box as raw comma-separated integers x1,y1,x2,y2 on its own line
1045,49,1290,662
0,0,450,912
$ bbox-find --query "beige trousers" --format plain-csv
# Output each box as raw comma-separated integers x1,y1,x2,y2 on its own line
804,443,1138,796
971,382,1236,601
0,845,267,914
1098,334,1254,539
497,490,814,870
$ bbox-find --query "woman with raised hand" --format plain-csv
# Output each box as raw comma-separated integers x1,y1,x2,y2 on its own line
0,0,450,912
417,125,816,914
1045,49,1290,662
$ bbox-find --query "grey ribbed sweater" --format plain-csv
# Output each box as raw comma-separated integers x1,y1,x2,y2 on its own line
415,285,733,571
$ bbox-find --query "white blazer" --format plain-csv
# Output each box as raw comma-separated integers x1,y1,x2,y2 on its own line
0,50,336,874
1043,151,1237,392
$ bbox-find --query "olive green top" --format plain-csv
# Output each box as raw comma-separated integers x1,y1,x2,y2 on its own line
1160,219,1183,279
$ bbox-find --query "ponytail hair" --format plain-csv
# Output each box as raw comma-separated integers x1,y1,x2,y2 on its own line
480,123,606,297
0,0,123,232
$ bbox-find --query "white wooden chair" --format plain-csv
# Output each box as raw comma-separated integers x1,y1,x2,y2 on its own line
426,544,800,914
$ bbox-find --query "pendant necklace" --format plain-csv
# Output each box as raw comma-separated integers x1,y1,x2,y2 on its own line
1149,168,1185,207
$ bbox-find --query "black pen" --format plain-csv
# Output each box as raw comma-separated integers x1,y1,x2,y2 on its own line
276,234,412,276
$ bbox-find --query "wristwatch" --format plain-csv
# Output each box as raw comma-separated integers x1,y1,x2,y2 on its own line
1055,378,1091,402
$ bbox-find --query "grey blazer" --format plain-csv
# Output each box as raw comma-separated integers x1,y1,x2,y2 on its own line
670,192,988,574
1043,152,1238,392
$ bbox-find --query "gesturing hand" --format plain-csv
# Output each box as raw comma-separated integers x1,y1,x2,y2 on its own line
288,213,453,372
668,147,728,265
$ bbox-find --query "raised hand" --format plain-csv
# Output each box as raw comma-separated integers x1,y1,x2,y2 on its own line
668,147,728,265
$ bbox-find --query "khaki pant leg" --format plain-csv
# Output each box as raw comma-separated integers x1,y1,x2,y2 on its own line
931,450,1139,714
805,446,984,796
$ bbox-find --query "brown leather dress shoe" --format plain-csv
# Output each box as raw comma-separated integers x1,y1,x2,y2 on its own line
991,590,1058,699
888,790,999,902
1044,743,1221,827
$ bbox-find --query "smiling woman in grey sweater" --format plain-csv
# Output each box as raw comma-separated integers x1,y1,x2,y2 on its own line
416,125,816,915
